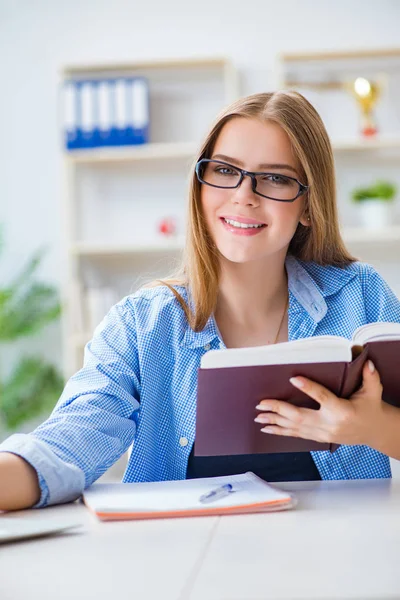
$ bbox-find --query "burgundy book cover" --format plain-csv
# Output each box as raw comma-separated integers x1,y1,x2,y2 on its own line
195,362,347,456
365,340,400,408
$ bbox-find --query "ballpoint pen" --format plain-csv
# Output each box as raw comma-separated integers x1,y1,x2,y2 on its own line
199,483,235,504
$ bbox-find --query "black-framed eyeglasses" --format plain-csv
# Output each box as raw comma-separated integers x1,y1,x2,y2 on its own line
195,158,309,203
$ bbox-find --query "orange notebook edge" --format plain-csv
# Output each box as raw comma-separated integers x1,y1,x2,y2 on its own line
83,495,296,521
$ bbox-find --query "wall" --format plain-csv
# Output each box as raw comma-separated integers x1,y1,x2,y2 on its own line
1,0,400,473
1,0,400,291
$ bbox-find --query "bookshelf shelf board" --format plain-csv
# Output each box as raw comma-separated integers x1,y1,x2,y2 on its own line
279,48,400,63
332,137,400,152
342,226,400,243
62,57,231,77
65,142,198,164
71,240,185,257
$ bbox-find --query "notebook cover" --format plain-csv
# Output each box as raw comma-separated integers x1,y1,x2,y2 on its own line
195,362,347,456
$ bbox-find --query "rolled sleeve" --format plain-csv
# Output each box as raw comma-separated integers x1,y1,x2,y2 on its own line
363,265,400,323
0,434,83,507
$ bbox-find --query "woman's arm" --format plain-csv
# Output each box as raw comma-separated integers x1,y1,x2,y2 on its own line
0,297,141,509
0,453,40,510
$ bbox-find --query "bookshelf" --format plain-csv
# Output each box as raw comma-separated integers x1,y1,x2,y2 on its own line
277,47,400,299
61,57,239,377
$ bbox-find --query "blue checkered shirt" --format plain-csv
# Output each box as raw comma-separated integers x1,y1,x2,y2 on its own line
1,255,400,507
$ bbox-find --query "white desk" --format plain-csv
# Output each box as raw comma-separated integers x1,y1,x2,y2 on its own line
1,480,400,600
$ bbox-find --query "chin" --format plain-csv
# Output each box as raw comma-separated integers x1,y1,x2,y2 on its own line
216,240,291,266
218,246,267,265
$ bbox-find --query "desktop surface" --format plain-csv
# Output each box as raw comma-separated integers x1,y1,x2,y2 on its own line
1,479,399,600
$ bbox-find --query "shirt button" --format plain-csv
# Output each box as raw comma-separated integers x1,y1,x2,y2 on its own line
179,437,188,447
204,343,211,351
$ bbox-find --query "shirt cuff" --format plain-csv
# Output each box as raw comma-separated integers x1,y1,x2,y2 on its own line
0,433,85,508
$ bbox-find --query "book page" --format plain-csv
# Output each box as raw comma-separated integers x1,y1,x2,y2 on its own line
352,322,400,345
201,336,352,369
83,472,293,514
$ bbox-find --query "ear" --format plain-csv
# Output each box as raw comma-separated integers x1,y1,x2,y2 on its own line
299,211,311,227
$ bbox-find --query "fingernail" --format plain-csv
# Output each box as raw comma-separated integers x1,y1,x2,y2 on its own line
290,377,304,388
368,360,375,373
254,416,268,423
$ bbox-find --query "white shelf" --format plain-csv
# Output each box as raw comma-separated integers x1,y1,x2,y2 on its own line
342,226,400,243
71,239,185,257
65,138,400,164
65,142,198,164
70,229,400,258
332,137,400,152
63,57,232,77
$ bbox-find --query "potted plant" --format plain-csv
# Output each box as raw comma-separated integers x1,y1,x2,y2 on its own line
351,180,397,229
0,225,64,436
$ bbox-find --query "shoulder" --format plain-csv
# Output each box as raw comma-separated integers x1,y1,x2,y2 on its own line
297,258,400,322
295,258,377,297
114,284,189,336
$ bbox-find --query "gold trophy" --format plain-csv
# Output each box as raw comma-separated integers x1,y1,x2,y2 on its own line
347,77,381,138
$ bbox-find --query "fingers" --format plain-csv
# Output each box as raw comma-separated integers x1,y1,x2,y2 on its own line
254,412,293,429
256,399,309,422
257,423,330,443
289,376,336,406
356,360,383,400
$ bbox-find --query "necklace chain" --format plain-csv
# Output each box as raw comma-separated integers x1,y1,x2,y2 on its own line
273,292,289,345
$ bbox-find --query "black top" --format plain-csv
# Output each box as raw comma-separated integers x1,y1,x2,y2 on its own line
186,445,321,482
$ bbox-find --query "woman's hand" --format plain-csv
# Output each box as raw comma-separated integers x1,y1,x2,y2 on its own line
254,360,385,447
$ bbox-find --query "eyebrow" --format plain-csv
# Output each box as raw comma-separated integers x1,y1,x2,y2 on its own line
211,154,299,175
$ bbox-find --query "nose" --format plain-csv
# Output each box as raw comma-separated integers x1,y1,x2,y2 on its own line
231,173,260,206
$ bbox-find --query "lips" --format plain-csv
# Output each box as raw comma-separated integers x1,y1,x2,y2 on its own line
220,217,267,236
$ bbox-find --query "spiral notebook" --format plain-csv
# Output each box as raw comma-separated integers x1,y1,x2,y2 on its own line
83,472,296,521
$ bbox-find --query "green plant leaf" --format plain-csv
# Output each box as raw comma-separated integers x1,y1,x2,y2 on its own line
6,247,47,299
0,357,64,429
351,180,397,202
0,283,61,341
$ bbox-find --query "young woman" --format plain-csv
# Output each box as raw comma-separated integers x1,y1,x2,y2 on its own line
1,91,400,511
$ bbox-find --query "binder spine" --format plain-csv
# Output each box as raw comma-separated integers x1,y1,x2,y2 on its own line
63,80,79,150
129,77,150,145
80,80,96,148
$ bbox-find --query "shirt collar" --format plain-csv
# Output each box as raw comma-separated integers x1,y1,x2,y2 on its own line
180,255,357,348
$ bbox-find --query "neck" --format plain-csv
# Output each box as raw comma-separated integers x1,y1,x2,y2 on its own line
215,254,289,328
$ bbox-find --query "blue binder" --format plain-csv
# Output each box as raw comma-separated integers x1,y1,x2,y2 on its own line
63,76,150,150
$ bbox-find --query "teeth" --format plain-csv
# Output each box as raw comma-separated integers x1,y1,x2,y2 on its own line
224,218,264,229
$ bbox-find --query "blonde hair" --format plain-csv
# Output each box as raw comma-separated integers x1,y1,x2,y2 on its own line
147,91,355,331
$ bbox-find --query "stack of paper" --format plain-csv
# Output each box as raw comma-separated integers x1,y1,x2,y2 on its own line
83,472,296,521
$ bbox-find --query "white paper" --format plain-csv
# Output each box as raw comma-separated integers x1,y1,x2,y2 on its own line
83,472,294,514
352,321,400,345
201,335,353,369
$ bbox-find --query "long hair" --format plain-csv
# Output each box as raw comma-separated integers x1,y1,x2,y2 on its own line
147,91,355,331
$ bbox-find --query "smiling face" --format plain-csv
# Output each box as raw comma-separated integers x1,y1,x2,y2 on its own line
200,117,309,265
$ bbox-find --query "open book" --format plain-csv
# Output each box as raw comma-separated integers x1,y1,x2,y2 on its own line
82,472,296,521
195,322,400,456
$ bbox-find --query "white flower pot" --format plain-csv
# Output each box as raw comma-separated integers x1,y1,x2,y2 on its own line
357,199,393,230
